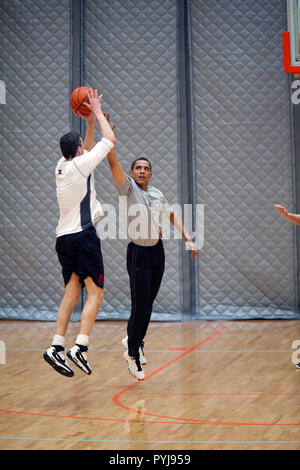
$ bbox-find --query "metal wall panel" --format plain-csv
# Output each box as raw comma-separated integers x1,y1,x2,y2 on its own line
84,0,182,320
191,0,298,318
0,0,298,321
0,0,70,320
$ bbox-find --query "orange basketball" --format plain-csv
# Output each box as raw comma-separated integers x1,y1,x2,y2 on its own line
70,86,92,117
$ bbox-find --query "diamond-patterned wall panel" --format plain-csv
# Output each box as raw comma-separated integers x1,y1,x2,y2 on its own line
1,0,298,322
0,0,70,320
191,0,298,318
84,0,182,318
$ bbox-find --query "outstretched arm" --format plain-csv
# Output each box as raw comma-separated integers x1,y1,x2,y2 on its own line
168,211,198,259
85,90,116,144
82,114,95,151
107,146,127,183
274,204,300,226
72,92,116,176
74,90,95,151
104,114,127,183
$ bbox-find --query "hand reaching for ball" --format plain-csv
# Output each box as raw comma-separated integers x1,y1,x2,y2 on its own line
70,87,102,120
84,89,103,119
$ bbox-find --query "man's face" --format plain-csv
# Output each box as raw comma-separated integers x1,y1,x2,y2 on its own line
129,160,152,189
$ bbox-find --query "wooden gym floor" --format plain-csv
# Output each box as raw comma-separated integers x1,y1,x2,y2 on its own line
0,319,299,450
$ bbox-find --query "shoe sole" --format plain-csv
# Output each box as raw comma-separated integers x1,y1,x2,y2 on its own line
67,350,92,375
43,352,74,377
124,354,145,381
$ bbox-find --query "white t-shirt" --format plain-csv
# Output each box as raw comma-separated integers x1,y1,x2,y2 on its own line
55,138,114,237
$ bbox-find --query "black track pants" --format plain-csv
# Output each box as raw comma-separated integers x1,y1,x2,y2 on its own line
126,239,165,358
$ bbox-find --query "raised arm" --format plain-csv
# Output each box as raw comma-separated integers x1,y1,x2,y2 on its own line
85,90,116,144
104,113,127,183
274,204,300,225
107,146,127,183
73,95,95,151
71,92,116,176
83,114,95,151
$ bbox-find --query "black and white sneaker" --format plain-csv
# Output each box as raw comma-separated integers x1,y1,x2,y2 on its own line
123,351,145,381
296,362,300,369
43,346,74,377
67,345,92,375
122,336,147,365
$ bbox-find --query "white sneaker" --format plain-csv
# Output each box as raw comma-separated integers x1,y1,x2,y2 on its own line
123,351,145,381
67,345,92,375
43,346,74,377
122,336,147,365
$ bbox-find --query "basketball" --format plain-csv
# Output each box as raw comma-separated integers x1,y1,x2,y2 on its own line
70,86,92,117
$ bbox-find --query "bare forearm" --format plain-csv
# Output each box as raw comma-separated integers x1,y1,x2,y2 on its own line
84,90,116,144
83,117,95,151
169,211,198,258
286,213,300,225
107,146,117,165
169,212,192,241
95,111,116,144
107,146,127,182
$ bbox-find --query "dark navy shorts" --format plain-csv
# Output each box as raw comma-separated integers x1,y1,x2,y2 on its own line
55,227,104,289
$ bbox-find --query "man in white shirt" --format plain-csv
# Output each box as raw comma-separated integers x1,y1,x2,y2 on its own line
44,90,116,377
106,116,197,381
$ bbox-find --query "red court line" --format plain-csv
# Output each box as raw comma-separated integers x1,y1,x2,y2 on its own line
1,326,299,427
112,326,300,426
113,326,228,406
126,392,300,397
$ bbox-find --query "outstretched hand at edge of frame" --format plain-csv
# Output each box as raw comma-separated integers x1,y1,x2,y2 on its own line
274,204,288,218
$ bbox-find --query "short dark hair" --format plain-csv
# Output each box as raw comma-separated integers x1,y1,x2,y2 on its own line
131,157,152,171
60,132,81,159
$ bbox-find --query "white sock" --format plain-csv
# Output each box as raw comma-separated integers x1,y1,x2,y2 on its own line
76,334,89,348
52,334,65,349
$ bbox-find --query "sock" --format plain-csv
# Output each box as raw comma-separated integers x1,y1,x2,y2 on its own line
52,334,65,351
76,334,89,351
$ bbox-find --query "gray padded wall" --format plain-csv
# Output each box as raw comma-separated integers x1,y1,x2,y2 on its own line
1,0,299,321
191,0,298,319
0,0,70,320
84,0,182,320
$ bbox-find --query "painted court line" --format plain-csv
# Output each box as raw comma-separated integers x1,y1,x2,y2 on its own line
0,436,299,444
113,326,300,427
1,326,299,430
0,327,229,428
0,409,192,425
126,392,300,396
2,348,294,353
113,326,228,406
168,347,188,351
